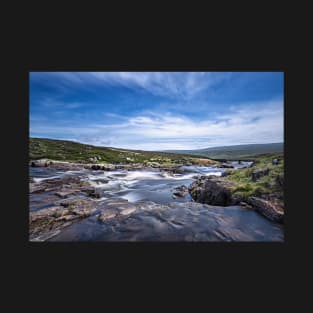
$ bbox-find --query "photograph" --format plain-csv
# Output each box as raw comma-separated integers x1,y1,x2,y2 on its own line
29,71,284,242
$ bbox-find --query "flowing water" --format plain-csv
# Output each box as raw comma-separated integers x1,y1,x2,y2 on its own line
29,165,284,242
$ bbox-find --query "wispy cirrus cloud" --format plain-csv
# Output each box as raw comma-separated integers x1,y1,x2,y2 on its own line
30,72,233,100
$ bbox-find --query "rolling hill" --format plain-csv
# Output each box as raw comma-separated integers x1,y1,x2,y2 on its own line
163,143,284,160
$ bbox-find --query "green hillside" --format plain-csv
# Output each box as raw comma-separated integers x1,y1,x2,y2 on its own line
29,137,211,165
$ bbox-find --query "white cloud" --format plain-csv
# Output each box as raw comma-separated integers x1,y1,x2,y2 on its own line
30,99,284,150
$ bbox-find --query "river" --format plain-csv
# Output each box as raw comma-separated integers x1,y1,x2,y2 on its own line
29,165,284,241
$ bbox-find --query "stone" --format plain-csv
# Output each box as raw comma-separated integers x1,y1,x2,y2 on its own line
252,169,270,181
54,190,76,198
146,162,161,168
30,230,61,242
220,163,234,168
82,186,104,198
239,202,253,209
120,207,137,216
276,174,284,187
247,196,284,223
173,191,185,197
221,169,233,177
30,206,65,222
55,214,80,221
29,184,47,193
71,207,97,217
173,185,188,197
98,210,118,222
272,158,279,165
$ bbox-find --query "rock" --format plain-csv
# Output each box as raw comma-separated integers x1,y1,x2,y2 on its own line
92,178,109,184
54,190,76,198
252,169,270,181
247,196,284,223
221,169,233,177
146,162,160,168
239,202,253,209
60,198,95,209
97,199,137,220
173,185,188,199
30,159,49,167
173,191,185,197
188,177,234,206
272,158,279,165
30,230,61,242
29,184,47,193
72,207,97,217
81,186,104,198
29,198,101,241
55,214,80,221
175,185,188,192
29,206,66,222
98,209,118,222
120,206,137,216
276,174,284,187
173,185,188,197
97,198,129,208
220,163,234,168
102,199,136,210
89,157,97,162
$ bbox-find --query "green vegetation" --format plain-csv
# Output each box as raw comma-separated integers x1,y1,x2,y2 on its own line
226,153,284,199
29,137,215,165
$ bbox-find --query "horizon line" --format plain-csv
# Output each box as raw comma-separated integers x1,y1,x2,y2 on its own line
30,136,284,152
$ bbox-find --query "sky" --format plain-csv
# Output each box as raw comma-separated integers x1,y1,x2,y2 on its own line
30,72,284,151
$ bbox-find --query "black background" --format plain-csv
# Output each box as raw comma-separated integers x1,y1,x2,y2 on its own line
3,5,308,310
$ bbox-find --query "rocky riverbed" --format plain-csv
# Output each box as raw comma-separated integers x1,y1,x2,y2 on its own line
29,160,284,242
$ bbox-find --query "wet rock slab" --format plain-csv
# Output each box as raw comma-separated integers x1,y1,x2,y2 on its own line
48,201,284,242
29,199,100,241
97,198,138,221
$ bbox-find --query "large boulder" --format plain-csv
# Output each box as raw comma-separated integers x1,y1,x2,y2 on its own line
188,177,235,206
246,196,284,223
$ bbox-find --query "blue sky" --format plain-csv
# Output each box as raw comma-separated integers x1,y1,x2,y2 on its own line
30,72,284,150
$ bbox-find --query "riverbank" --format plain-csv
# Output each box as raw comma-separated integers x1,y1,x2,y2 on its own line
189,153,284,223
